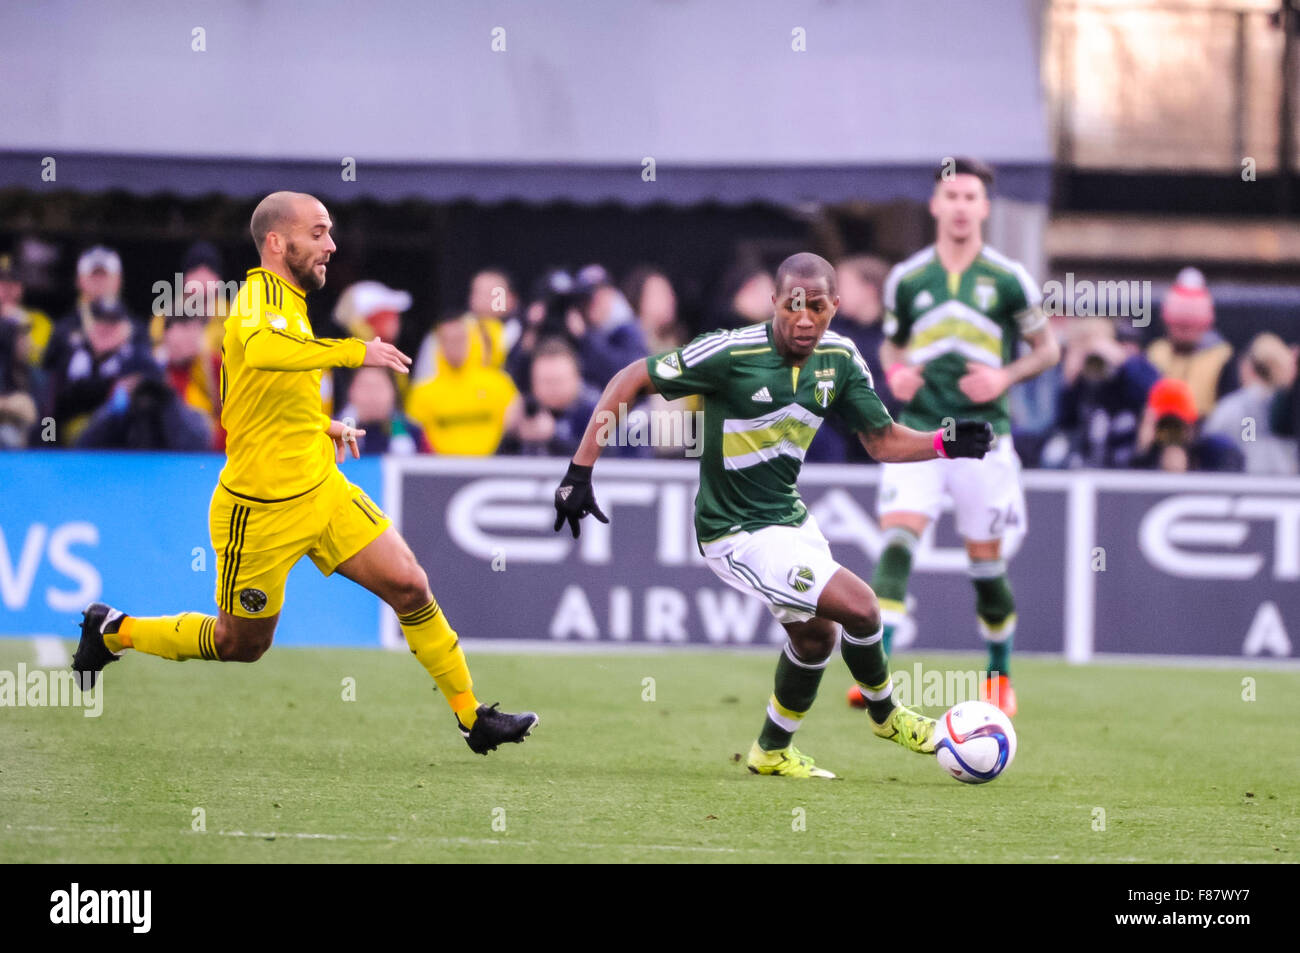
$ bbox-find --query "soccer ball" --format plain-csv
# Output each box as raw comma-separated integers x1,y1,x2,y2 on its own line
934,701,1017,784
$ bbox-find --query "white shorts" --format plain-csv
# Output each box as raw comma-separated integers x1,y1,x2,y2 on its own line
877,435,1027,549
702,513,842,625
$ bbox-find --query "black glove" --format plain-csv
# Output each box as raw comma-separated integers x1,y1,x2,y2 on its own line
553,461,609,538
940,419,994,459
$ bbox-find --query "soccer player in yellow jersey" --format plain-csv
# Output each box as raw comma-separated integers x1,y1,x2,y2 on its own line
72,191,537,755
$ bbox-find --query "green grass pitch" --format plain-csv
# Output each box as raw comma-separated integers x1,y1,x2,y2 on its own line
1,641,1296,863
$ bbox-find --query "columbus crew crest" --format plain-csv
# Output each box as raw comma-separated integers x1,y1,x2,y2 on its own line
239,588,268,613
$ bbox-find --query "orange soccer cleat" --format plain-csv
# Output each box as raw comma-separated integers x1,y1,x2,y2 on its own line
981,673,1018,718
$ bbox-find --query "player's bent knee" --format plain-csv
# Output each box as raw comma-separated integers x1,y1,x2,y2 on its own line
790,628,836,664
847,593,882,635
214,616,275,663
389,566,433,617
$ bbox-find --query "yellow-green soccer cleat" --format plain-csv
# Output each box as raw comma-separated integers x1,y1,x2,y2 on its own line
746,741,838,779
870,704,938,754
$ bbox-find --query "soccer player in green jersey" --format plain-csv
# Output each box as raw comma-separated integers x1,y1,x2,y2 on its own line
553,252,993,778
849,157,1061,718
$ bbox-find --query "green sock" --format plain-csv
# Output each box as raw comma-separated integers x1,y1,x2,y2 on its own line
756,642,828,751
986,637,1013,677
840,625,896,724
971,560,1016,678
873,528,917,656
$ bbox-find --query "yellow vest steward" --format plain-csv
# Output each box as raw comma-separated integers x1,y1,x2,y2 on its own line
219,268,366,501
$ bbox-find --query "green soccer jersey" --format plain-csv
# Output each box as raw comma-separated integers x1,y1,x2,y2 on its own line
882,244,1045,435
646,322,893,546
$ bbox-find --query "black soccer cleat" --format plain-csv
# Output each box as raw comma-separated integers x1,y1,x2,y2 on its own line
72,602,125,690
458,703,539,755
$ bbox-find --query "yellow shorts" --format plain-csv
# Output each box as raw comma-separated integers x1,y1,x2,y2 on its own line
209,469,391,618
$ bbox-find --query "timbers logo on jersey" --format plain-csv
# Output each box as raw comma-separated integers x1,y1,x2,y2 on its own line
882,245,1045,436
646,322,893,547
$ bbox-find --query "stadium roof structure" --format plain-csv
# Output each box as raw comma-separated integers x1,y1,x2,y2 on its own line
0,0,1051,207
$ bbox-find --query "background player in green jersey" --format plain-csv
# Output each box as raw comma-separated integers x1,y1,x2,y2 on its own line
850,158,1061,718
553,252,993,778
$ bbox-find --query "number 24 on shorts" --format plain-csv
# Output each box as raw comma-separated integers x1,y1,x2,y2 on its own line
987,505,1020,537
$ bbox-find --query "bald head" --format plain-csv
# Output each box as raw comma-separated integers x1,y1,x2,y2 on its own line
775,253,837,298
250,191,316,254
249,191,336,291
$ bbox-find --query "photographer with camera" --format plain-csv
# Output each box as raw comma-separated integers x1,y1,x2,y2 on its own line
500,338,602,458
1133,376,1243,473
1042,317,1159,468
74,365,212,451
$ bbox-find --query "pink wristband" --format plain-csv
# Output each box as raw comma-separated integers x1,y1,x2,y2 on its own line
933,430,949,458
886,362,908,387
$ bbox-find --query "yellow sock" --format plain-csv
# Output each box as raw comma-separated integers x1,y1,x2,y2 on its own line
399,598,479,727
115,613,219,661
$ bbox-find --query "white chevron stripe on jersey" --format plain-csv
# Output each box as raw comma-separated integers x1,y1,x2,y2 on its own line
721,402,824,470
910,299,1004,341
979,245,1042,306
909,335,1004,369
818,331,873,383
883,246,937,312
681,326,769,367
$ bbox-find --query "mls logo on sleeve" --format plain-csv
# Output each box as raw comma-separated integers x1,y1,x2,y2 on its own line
656,352,682,379
815,380,835,407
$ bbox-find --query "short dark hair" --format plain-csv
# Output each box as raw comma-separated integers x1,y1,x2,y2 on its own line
775,252,837,297
934,156,995,190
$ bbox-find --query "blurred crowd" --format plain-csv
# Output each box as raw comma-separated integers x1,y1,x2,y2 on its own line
1,242,1297,475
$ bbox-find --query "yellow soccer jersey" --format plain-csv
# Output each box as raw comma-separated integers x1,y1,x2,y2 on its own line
405,363,518,456
219,267,366,500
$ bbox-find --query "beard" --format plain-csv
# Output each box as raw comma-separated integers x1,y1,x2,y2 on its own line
285,241,326,291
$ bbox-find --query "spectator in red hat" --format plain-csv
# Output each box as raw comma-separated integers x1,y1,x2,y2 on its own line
1146,267,1237,417
1133,376,1243,473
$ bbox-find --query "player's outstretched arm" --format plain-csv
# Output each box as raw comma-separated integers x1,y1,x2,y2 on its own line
553,359,656,538
859,419,994,462
243,328,411,374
